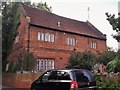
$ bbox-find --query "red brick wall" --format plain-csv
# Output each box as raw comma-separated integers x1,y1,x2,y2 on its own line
28,26,106,69
7,14,107,69
7,14,30,62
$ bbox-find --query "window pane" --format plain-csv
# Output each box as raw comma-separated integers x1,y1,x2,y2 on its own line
73,38,75,45
57,71,71,80
67,37,76,45
37,59,54,71
70,38,72,45
38,32,40,40
67,38,69,45
51,34,54,42
48,34,51,42
94,42,96,49
42,33,45,41
42,71,51,81
91,42,93,48
45,33,48,41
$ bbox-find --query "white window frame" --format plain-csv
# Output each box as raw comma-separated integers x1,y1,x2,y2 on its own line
51,34,54,42
67,37,76,45
48,34,51,42
45,33,49,41
41,33,45,41
37,59,54,71
38,32,40,40
91,42,97,49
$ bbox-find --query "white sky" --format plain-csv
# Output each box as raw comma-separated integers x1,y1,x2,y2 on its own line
31,0,120,50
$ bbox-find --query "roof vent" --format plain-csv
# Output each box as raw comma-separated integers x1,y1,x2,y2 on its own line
57,22,61,27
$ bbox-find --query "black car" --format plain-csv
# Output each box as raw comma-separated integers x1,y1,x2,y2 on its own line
31,69,96,90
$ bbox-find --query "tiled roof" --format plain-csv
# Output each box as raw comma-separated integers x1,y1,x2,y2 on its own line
19,3,106,40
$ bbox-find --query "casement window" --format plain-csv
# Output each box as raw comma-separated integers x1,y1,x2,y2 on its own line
38,32,40,40
51,34,54,42
91,42,97,49
41,33,45,41
67,37,76,45
37,59,54,71
45,33,49,41
38,32,54,42
48,34,51,42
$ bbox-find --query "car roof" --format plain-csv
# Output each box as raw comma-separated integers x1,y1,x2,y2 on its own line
49,69,90,72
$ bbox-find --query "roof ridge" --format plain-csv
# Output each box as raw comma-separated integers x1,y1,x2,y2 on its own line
19,3,106,40
21,3,85,23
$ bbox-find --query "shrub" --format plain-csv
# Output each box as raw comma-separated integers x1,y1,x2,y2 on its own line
66,51,95,70
94,74,120,89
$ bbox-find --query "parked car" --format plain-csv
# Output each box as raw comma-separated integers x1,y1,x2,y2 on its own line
31,69,96,90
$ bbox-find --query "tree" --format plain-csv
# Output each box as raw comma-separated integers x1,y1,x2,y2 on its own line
25,2,52,12
105,50,120,73
95,50,117,65
7,53,36,73
2,2,20,71
66,51,95,70
22,53,36,71
2,2,52,71
106,13,120,42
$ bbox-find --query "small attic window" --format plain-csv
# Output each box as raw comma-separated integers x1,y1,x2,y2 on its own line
57,22,61,27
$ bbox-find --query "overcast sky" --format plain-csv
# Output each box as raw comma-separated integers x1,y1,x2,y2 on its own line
31,0,120,50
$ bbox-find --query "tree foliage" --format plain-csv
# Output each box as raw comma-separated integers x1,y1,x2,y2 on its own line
8,53,36,73
95,50,117,65
22,53,36,71
2,2,20,71
2,2,52,71
66,51,95,70
105,51,120,73
106,12,120,42
24,2,52,12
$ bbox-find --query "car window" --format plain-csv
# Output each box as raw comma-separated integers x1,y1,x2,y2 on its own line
48,71,71,80
74,72,89,83
83,71,95,82
48,71,58,80
41,71,52,81
57,71,71,80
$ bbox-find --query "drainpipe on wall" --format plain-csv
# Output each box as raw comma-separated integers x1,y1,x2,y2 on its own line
26,16,31,71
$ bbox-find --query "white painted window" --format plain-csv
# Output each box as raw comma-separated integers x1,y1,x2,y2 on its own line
72,38,75,45
51,34,54,42
38,32,40,40
41,33,45,41
38,32,55,43
67,37,76,45
91,42,97,49
37,59,54,71
45,33,49,41
48,34,51,42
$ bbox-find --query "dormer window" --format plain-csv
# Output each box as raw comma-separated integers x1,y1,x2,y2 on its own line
57,22,61,27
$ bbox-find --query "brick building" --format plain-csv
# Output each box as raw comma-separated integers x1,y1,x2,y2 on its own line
8,4,107,71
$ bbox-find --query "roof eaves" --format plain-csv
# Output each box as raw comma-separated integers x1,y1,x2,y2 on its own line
30,23,106,40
